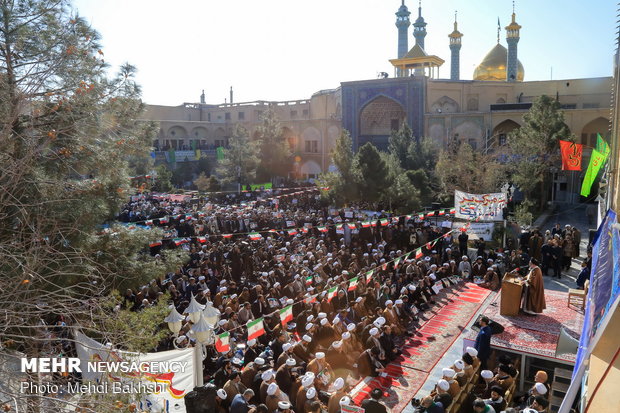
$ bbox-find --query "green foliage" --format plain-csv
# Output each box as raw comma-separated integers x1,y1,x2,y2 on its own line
318,130,359,206
194,172,221,192
255,108,291,181
354,143,391,203
172,161,194,187
216,124,261,185
507,95,573,206
388,123,414,169
514,200,535,227
99,292,173,353
83,226,187,293
382,153,421,213
435,143,505,203
153,164,173,192
406,168,434,207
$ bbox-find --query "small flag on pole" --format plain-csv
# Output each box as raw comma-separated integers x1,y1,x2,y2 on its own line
247,318,265,341
215,332,230,353
365,270,374,284
149,241,162,248
347,223,357,230
318,226,328,233
348,277,359,291
249,232,262,240
380,218,389,226
327,286,338,302
415,248,423,259
305,275,313,286
438,209,446,216
197,236,207,243
418,213,424,220
222,234,233,239
279,305,294,326
450,208,456,214
361,221,371,228
288,229,298,236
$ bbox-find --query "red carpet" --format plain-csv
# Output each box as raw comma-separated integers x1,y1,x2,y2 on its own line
349,283,491,412
465,290,584,362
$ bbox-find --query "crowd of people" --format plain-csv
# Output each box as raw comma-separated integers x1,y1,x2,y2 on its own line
108,187,580,413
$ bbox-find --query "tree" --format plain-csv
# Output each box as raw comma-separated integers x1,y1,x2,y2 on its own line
0,1,175,410
153,163,173,192
388,122,414,169
435,143,505,203
354,143,391,203
406,168,434,207
172,161,194,188
382,152,422,213
194,172,221,192
255,108,292,182
216,124,261,185
506,95,573,209
318,130,359,206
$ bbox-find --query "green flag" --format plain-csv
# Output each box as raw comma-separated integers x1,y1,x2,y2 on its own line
580,149,606,197
216,146,225,161
595,134,610,157
167,148,176,163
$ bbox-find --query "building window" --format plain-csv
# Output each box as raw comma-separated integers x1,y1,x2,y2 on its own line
305,140,319,153
225,112,231,120
238,112,245,120
498,133,507,146
302,109,309,117
390,119,400,131
290,110,298,118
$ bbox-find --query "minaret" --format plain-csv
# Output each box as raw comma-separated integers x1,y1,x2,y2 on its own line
448,11,463,80
505,2,521,82
413,0,427,49
395,1,411,59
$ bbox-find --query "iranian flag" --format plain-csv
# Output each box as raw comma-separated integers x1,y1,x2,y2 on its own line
158,217,169,224
341,404,365,413
215,332,230,353
336,224,344,234
394,257,401,268
426,211,435,217
380,218,388,226
268,229,277,234
305,276,313,286
392,217,399,223
382,262,388,271
450,208,456,214
438,209,446,216
247,318,265,341
318,226,328,233
418,213,424,220
249,232,262,240
347,223,357,230
185,214,193,220
301,227,309,234
222,234,233,239
305,295,317,304
145,219,153,226
406,215,412,220
288,229,298,236
149,241,162,248
415,248,423,259
327,286,338,302
173,238,186,246
173,214,182,220
361,221,371,228
365,270,374,284
348,277,359,291
197,236,207,243
279,305,294,326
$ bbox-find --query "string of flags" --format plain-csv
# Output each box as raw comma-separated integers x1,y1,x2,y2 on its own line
203,210,481,346
141,207,459,247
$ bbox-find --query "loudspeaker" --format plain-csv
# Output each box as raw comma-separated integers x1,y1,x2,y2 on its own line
555,327,579,357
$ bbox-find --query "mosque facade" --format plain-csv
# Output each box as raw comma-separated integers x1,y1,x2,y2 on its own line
142,2,611,200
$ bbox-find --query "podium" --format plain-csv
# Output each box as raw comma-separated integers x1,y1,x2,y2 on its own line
500,273,523,316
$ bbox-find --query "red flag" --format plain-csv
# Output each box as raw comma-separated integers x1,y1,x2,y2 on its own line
559,140,583,171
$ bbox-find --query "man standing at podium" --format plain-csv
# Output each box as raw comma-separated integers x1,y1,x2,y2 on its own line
522,258,546,316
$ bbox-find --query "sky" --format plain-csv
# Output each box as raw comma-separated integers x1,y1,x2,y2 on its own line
71,0,617,106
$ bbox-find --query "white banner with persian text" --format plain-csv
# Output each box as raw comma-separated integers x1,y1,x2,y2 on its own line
74,331,195,412
452,222,496,241
454,190,506,222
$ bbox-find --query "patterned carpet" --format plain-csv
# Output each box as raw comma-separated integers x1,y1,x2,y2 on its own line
464,289,584,362
349,283,491,412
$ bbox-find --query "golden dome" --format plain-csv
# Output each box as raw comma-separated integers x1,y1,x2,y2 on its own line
473,43,524,81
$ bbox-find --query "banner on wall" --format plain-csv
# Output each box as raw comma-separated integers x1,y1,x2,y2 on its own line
454,190,506,222
74,331,195,412
452,222,495,241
